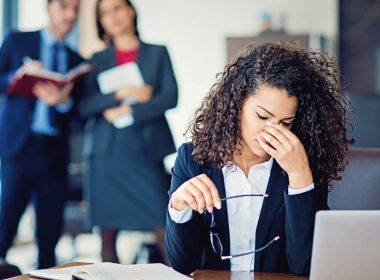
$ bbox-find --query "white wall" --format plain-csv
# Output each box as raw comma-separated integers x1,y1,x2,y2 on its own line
18,0,48,31
134,0,338,147
16,0,338,148
0,3,3,40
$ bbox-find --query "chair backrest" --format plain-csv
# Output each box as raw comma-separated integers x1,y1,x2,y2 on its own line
347,94,380,148
328,148,380,210
0,262,21,278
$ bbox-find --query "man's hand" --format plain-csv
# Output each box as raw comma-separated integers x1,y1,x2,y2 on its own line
33,82,73,106
15,60,43,78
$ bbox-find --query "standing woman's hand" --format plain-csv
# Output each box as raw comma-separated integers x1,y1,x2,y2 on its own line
103,104,132,123
115,85,153,103
171,174,222,214
256,123,313,189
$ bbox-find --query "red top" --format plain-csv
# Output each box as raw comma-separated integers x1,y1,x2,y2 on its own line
115,48,138,65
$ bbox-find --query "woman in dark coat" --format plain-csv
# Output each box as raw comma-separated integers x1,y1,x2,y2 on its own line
79,0,177,264
165,42,351,275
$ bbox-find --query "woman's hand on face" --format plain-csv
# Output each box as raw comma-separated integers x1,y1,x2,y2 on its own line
115,85,153,103
171,174,222,213
256,123,313,189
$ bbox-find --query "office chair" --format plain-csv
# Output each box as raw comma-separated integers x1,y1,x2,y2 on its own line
346,93,380,148
328,147,380,210
0,259,21,278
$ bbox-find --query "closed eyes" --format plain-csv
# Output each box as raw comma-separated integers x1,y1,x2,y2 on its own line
256,113,292,127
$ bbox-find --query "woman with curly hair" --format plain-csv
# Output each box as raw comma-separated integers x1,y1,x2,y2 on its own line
165,42,350,275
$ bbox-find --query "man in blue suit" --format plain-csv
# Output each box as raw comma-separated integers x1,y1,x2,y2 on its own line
0,0,83,268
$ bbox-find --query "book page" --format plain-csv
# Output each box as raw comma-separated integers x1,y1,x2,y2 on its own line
7,63,91,98
65,62,93,82
22,68,64,82
29,264,93,280
73,262,192,280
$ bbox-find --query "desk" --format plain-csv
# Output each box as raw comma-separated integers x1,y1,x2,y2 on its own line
7,262,309,280
192,270,307,280
5,262,88,280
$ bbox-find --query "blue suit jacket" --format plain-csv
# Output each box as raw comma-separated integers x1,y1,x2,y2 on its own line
165,143,328,275
0,31,84,160
78,42,177,160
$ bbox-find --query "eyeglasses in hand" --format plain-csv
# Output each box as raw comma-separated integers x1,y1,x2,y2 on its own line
204,193,280,260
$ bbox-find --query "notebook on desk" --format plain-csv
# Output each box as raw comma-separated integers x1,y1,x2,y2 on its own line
29,262,191,280
310,211,380,280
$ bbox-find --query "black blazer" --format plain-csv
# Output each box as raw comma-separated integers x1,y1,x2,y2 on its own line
165,143,328,275
0,30,84,160
79,42,177,160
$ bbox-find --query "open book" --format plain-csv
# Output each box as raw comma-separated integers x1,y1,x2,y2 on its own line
28,262,192,280
7,62,92,98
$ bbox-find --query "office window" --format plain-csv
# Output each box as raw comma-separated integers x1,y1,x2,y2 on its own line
0,2,3,41
18,0,48,31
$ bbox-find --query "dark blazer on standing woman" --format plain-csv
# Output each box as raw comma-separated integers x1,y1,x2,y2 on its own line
78,41,177,160
165,143,329,276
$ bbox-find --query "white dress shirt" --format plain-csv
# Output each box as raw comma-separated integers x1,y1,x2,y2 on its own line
168,157,314,271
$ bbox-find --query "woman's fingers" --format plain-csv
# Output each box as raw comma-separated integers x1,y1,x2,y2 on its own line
256,134,276,157
186,183,207,213
264,126,291,147
180,187,199,212
197,174,221,209
259,131,283,152
171,174,221,214
268,123,299,144
190,177,214,213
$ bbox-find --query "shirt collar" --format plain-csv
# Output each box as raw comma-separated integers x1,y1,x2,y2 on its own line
222,157,274,175
41,28,63,47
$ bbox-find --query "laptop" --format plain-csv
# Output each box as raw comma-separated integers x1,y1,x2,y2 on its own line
310,211,380,280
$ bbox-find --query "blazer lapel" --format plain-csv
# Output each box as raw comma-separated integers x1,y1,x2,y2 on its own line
202,165,231,270
102,46,117,70
136,41,149,83
255,160,288,269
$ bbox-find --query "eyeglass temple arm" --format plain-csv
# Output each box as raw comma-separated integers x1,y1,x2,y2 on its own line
220,236,280,260
220,194,269,201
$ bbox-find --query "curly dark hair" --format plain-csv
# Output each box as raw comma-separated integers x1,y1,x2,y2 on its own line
188,42,352,188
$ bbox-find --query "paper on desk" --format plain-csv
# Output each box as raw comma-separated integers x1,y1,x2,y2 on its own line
29,262,192,280
73,262,192,280
28,264,92,280
97,62,144,129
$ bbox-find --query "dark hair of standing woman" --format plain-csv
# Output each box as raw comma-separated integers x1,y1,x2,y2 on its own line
95,0,140,42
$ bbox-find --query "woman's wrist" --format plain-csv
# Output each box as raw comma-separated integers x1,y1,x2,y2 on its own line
170,194,189,211
288,168,313,189
115,88,131,101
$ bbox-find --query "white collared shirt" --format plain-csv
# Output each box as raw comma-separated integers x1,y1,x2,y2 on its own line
168,158,314,271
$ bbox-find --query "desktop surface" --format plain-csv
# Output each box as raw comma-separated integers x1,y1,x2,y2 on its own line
193,269,308,280
7,262,308,280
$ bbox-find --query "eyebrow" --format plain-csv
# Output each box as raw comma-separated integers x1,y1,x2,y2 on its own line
257,106,296,120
